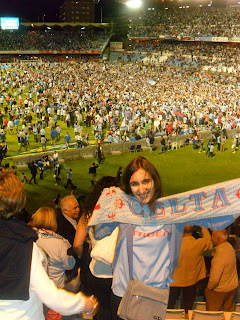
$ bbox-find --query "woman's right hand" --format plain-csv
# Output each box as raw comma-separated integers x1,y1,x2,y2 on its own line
81,295,99,319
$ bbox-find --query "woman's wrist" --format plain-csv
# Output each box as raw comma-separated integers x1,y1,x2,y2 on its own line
79,292,87,313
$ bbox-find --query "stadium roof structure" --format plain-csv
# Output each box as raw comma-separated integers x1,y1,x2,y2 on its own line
21,22,110,29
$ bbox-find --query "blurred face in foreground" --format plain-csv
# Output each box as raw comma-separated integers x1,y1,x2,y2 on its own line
129,168,155,205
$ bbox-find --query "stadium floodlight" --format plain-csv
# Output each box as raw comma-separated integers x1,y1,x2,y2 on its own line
126,0,142,9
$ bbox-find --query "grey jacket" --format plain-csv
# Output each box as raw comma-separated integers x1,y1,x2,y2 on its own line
35,229,76,288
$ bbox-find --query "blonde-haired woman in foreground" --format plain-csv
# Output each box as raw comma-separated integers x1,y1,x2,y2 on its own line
0,172,98,320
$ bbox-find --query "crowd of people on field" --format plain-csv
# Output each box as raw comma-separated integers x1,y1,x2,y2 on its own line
0,43,240,155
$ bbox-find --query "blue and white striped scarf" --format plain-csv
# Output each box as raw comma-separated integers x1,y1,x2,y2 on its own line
88,178,240,226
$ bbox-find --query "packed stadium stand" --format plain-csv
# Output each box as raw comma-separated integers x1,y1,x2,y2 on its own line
128,7,240,39
0,23,112,58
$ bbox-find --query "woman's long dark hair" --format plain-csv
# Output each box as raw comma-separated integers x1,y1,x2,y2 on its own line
84,176,121,223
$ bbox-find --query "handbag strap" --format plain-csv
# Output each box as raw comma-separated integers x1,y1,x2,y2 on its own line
126,224,135,280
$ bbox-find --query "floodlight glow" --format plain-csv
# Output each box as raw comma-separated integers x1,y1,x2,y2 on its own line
126,0,142,9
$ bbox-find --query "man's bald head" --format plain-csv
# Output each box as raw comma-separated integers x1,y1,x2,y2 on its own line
212,230,228,246
183,225,194,234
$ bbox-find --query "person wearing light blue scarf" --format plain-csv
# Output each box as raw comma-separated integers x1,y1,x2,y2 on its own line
88,156,239,320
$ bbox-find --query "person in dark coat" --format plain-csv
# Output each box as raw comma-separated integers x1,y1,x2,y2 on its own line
57,195,90,294
28,161,38,184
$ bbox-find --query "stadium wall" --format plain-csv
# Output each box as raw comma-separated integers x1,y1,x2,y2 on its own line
12,128,238,170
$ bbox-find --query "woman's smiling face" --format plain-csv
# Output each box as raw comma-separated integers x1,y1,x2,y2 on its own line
129,168,155,204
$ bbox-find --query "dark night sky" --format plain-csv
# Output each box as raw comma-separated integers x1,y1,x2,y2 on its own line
0,0,119,22
1,0,61,21
0,0,229,22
